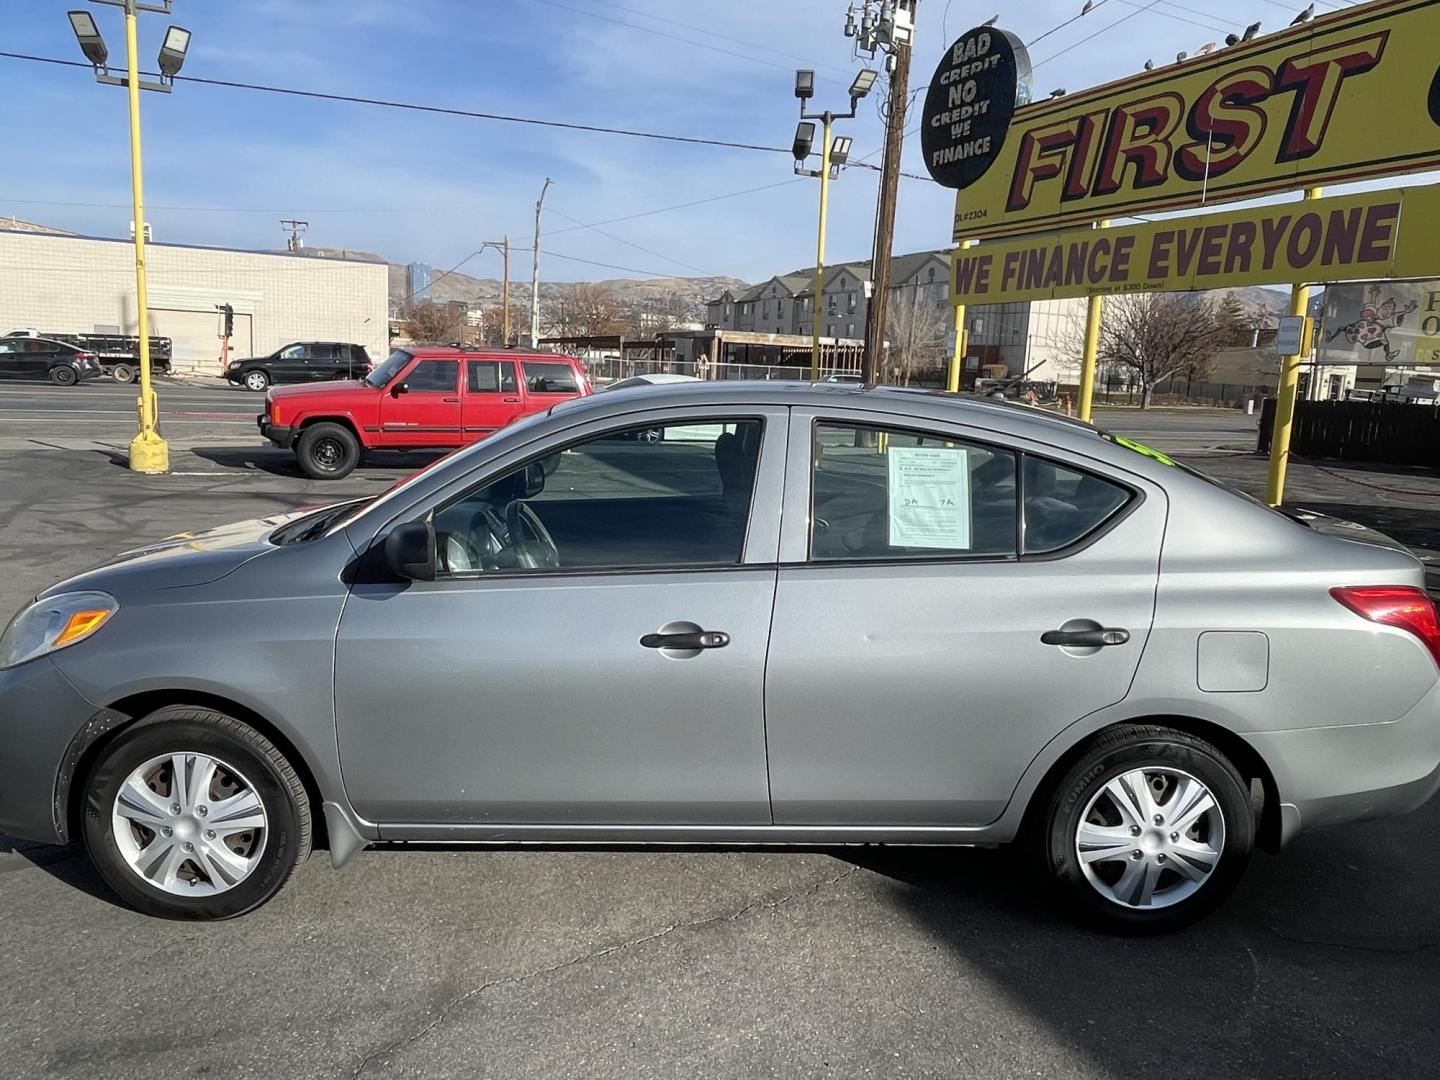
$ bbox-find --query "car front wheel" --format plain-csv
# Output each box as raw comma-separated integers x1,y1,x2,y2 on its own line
243,369,270,392
1037,725,1254,933
81,706,311,920
295,421,361,480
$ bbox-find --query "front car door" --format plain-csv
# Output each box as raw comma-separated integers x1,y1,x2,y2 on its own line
376,357,462,448
0,339,18,376
334,406,786,829
763,407,1165,826
462,359,525,438
269,343,308,382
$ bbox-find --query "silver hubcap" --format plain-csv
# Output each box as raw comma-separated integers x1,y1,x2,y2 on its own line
245,373,266,390
111,753,268,896
1075,767,1224,910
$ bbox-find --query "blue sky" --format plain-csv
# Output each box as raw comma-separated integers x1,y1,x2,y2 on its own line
0,0,1358,284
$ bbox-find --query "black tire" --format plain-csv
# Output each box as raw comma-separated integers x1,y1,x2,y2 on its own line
80,706,311,920
111,363,136,384
50,365,78,386
1036,724,1254,934
243,369,270,392
296,421,361,480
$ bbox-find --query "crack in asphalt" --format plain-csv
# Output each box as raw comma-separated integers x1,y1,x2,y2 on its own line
1233,912,1438,957
347,864,863,1079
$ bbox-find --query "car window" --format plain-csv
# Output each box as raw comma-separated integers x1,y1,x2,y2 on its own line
523,361,580,394
403,359,459,393
0,341,13,354
468,360,518,394
22,340,52,353
810,422,1018,561
431,418,763,575
365,349,413,388
309,344,339,361
279,345,303,360
1023,457,1132,554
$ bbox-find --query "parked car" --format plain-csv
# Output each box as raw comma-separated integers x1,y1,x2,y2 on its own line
226,342,371,391
258,346,591,479
3,382,1438,928
0,335,103,385
822,373,864,384
602,373,701,391
6,328,172,382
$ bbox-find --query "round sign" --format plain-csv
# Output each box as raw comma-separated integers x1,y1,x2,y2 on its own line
920,26,1032,190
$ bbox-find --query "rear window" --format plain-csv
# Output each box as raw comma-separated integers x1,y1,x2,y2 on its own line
1023,458,1131,554
523,361,580,394
469,360,518,394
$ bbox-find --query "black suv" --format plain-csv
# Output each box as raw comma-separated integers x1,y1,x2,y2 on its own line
225,342,371,391
0,336,102,386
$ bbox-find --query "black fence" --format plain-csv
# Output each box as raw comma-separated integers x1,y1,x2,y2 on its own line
1258,399,1440,468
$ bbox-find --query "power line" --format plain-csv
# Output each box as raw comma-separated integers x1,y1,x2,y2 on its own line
396,249,484,307
0,51,794,157
1033,0,1167,69
541,248,704,279
546,206,714,276
1116,0,1238,35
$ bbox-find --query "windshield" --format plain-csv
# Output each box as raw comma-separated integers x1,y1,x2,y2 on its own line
364,349,413,389
270,498,372,544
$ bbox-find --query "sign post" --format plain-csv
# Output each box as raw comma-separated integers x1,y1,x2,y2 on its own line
1266,189,1323,507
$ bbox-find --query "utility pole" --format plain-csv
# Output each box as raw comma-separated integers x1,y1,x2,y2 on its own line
530,178,552,348
281,219,308,252
854,0,918,385
483,236,511,345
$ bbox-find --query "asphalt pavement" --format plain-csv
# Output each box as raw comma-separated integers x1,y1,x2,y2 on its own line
2,378,1437,1080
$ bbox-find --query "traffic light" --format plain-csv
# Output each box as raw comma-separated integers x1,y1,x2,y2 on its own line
217,303,234,337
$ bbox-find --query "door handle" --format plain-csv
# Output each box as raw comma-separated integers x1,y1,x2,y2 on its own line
503,396,521,403
1041,627,1130,647
640,630,730,650
442,396,460,403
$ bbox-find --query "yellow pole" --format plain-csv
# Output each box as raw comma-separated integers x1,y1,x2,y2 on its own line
124,3,167,474
1265,188,1323,507
811,116,833,381
948,238,973,392
1076,219,1109,423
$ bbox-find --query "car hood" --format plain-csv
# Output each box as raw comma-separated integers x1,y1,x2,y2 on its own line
37,507,322,599
269,379,372,398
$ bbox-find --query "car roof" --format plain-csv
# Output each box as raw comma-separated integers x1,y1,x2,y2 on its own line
403,345,580,361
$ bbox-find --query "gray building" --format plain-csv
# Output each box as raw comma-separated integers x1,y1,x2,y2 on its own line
406,262,432,301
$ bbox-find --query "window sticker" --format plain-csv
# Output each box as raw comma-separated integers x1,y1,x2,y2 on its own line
887,446,971,549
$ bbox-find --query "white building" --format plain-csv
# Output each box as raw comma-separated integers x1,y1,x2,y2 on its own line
0,228,389,374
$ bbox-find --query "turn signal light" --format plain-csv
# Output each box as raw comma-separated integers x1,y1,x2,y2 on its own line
1331,585,1440,669
53,608,115,647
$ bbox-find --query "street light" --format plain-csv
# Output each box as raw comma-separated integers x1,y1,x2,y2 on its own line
65,0,190,474
157,25,190,77
791,67,878,379
67,10,108,66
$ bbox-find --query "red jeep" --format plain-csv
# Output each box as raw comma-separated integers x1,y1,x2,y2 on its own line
258,345,591,479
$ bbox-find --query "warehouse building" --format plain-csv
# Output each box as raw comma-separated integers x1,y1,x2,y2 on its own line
0,227,389,375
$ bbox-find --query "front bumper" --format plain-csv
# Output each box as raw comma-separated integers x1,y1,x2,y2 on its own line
257,415,296,448
0,657,101,844
1245,678,1440,843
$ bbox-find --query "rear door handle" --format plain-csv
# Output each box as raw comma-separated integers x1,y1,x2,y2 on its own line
1041,627,1130,647
503,396,521,403
640,630,730,650
442,396,460,403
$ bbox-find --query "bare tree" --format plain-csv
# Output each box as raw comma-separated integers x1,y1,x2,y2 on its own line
1096,292,1224,409
399,299,467,343
887,288,949,385
556,283,625,338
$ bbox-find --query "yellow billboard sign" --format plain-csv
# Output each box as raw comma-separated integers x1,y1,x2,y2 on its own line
949,0,1440,242
950,185,1440,305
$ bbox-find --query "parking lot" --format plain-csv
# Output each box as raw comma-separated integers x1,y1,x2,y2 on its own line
3,378,1438,1080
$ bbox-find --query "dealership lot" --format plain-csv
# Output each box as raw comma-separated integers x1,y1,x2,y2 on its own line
2,388,1438,1079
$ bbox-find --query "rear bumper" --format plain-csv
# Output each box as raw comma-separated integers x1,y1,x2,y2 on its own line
0,657,101,844
1244,679,1440,843
257,415,296,448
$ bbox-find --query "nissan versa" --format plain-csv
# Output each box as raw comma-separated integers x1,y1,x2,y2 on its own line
2,384,1437,931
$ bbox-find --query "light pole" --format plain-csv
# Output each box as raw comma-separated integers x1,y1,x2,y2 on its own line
793,69,875,380
482,237,511,346
530,178,552,349
67,1,190,475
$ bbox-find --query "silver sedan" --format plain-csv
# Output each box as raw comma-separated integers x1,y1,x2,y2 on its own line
2,382,1437,931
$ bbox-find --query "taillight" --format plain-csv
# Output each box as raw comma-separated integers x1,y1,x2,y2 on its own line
1331,585,1440,669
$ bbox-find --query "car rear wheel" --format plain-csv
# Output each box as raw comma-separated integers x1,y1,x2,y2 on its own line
80,706,311,920
243,369,270,392
50,365,78,386
110,363,136,384
1037,725,1254,933
296,422,361,480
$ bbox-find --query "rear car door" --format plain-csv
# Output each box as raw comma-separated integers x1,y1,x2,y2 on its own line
763,408,1165,826
462,359,525,438
376,357,462,447
335,406,787,826
305,343,341,380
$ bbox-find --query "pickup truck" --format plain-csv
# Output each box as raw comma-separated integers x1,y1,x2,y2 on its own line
259,345,591,478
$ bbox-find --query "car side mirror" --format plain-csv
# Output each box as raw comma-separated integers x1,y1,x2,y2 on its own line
391,382,409,397
383,521,436,581
521,461,546,498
